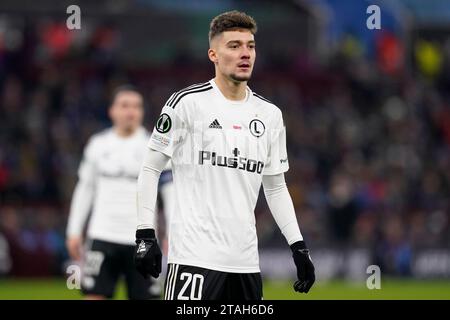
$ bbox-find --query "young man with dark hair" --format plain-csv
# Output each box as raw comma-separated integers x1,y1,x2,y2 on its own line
135,10,315,300
66,86,173,299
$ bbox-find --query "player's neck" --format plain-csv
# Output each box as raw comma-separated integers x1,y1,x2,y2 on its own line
213,75,247,101
114,126,138,138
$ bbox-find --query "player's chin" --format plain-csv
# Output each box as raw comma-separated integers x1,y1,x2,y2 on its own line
122,123,138,131
230,72,252,82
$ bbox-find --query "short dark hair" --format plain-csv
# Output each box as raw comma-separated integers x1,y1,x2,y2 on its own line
111,84,142,104
209,10,257,42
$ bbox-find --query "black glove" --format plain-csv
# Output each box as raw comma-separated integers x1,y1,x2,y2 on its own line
291,241,315,293
134,229,162,279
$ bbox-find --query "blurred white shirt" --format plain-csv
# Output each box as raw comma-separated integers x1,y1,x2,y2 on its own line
67,126,171,245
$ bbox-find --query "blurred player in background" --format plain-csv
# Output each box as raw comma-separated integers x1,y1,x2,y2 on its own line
66,85,173,300
134,11,315,300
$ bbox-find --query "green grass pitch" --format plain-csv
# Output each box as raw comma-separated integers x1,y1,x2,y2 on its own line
0,278,449,300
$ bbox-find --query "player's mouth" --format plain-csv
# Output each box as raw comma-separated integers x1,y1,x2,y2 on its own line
237,62,251,71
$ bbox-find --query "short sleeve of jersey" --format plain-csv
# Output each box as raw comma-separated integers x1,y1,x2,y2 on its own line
148,96,188,158
263,109,289,175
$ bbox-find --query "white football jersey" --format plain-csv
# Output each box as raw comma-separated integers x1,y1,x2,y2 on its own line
67,127,171,245
148,79,289,273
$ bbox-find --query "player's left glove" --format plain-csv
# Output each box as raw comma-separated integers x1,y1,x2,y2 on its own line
134,229,162,279
291,240,315,293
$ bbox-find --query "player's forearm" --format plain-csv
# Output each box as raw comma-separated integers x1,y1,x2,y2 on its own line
66,180,95,237
262,173,303,245
137,147,170,230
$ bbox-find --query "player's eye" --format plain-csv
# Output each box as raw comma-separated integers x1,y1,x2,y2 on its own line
248,44,256,49
229,44,239,49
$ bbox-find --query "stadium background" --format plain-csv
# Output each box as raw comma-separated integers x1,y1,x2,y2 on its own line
0,0,449,299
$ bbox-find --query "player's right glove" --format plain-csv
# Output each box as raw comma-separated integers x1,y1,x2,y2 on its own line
291,240,315,293
134,229,162,279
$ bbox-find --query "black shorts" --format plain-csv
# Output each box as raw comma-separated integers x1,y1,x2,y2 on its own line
163,263,262,300
81,239,161,299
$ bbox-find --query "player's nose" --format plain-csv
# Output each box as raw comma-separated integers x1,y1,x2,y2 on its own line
240,48,251,59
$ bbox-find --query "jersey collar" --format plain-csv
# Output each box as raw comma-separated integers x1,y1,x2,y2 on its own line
112,126,145,140
209,79,252,106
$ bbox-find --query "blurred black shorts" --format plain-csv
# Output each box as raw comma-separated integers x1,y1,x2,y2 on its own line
81,238,161,299
163,263,262,300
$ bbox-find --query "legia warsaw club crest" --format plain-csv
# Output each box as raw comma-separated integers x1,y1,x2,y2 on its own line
249,119,265,137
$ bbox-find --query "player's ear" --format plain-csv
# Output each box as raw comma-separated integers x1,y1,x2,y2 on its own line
208,48,218,64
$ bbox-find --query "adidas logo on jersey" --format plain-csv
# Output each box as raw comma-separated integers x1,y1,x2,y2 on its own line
209,119,222,129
